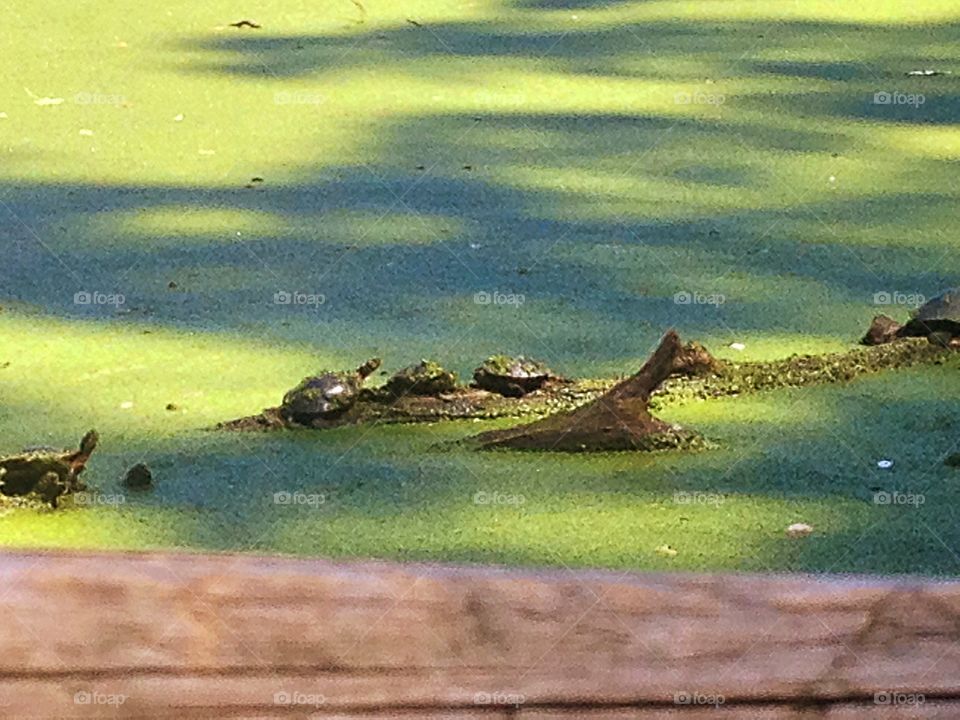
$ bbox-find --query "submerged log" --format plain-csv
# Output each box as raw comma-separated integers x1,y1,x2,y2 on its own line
219,337,953,432
469,330,705,452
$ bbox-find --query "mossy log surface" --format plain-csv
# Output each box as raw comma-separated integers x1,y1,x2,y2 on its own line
219,338,952,432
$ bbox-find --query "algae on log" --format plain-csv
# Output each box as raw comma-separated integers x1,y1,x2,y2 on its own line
0,430,99,507
469,330,706,452
218,337,953,432
650,336,950,410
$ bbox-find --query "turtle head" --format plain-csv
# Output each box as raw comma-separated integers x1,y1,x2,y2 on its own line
79,429,99,456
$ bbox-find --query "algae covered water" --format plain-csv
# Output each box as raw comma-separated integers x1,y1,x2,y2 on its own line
2,0,959,572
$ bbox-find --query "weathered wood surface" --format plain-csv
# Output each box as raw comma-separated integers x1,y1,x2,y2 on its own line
0,550,958,718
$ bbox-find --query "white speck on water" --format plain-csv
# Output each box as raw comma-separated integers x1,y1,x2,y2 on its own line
469,243,481,250
79,129,94,136
199,148,215,155
173,113,184,122
120,401,134,410
877,459,894,469
729,342,746,351
829,175,836,183
786,522,813,537
34,97,64,106
0,113,7,119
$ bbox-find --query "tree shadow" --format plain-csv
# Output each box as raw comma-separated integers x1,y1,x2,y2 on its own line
4,109,956,371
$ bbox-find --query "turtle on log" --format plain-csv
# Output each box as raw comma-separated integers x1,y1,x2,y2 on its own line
0,430,99,507
281,358,381,424
384,360,458,397
472,355,558,397
863,289,960,347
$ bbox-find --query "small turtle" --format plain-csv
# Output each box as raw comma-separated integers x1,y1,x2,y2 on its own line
281,358,381,423
863,289,960,346
0,430,98,507
384,360,458,397
473,355,555,397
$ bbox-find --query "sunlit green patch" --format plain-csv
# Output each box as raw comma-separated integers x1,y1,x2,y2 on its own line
0,312,326,443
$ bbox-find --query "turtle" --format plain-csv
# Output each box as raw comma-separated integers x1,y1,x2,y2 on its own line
384,359,458,397
472,355,556,397
0,429,99,507
281,358,381,423
863,289,960,347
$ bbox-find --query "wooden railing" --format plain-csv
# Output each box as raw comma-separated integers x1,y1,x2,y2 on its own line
0,549,957,717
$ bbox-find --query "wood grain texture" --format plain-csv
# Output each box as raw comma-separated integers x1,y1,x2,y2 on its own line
0,549,957,718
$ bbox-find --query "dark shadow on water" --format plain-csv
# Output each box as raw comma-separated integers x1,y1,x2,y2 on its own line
3,109,958,372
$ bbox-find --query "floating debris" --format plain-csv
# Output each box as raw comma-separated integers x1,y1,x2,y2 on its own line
122,463,153,489
877,460,894,469
786,523,814,538
229,20,261,29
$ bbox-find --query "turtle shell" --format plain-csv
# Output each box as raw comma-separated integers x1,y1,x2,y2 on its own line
281,358,381,422
384,360,458,397
282,372,361,421
473,355,554,397
901,288,960,337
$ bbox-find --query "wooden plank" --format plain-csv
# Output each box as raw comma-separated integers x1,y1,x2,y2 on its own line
0,550,957,717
